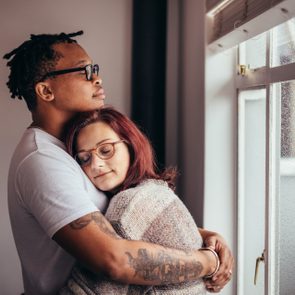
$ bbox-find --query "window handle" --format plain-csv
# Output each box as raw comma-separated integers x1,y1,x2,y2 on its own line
238,64,248,76
254,250,265,285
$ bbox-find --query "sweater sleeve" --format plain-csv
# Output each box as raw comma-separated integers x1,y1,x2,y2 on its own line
105,180,203,250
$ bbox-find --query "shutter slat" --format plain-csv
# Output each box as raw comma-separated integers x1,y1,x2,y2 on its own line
208,0,285,42
207,0,225,12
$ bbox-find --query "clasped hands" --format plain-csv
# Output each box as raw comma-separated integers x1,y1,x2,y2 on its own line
200,229,234,293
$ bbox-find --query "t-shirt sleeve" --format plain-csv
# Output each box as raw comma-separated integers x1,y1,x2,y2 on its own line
15,150,99,238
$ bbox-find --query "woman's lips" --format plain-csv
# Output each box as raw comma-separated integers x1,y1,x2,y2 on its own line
94,170,112,179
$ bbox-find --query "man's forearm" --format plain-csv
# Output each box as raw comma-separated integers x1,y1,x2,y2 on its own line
115,239,211,285
56,212,213,286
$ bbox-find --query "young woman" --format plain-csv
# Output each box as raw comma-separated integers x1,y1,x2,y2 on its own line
62,106,221,294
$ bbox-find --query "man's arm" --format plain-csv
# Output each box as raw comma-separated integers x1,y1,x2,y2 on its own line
198,228,234,292
53,211,217,285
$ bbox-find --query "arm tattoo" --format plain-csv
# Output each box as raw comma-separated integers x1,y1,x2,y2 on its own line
70,212,120,239
70,215,92,229
125,248,203,284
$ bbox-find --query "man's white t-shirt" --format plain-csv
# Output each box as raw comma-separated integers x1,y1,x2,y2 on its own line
8,128,108,295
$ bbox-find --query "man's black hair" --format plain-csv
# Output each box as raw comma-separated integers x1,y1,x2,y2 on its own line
3,30,84,111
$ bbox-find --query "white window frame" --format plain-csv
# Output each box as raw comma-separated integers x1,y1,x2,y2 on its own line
237,87,267,294
236,19,295,294
205,2,295,294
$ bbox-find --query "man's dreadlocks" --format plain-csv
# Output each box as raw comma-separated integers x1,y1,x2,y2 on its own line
3,31,84,111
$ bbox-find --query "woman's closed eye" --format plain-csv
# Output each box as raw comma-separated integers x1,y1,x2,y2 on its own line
98,144,113,157
77,152,91,165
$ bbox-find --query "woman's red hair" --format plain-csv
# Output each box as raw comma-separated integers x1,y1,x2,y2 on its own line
66,106,177,192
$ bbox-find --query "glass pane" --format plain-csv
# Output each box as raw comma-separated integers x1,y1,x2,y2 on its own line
272,80,295,295
272,17,295,67
238,89,266,295
281,81,295,158
240,32,267,69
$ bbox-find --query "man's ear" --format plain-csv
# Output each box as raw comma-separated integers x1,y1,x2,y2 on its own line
35,82,54,102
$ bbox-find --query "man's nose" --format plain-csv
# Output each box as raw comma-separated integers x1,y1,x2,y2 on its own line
93,74,102,86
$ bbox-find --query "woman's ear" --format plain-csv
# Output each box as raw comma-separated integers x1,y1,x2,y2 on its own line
35,82,54,102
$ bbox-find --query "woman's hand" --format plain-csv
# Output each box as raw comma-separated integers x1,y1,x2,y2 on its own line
198,229,234,292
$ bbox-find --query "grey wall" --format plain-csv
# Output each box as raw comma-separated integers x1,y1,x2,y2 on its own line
0,1,238,294
166,0,206,227
0,1,132,293
177,0,206,227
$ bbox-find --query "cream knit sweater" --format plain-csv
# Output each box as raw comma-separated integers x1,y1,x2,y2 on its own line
60,179,206,294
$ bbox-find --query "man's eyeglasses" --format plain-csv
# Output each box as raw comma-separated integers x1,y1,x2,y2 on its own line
42,64,99,81
75,140,125,167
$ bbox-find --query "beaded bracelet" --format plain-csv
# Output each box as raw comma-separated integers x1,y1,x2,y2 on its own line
199,247,220,279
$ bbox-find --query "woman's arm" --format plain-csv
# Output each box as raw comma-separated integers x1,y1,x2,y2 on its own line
54,211,217,285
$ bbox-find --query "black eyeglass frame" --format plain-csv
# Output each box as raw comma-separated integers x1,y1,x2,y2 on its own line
42,64,99,81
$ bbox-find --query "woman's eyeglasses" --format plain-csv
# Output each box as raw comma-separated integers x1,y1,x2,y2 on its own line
75,140,125,167
42,64,99,81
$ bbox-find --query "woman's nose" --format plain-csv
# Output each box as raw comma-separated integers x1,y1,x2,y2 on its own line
90,154,104,171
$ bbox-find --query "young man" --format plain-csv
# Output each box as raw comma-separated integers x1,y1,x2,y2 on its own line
4,31,233,295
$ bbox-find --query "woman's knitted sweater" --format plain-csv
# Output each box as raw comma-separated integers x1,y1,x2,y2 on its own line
60,179,206,294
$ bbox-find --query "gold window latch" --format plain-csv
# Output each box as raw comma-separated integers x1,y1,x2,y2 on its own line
254,249,265,285
238,64,248,76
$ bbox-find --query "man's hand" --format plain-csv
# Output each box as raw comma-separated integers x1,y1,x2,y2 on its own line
199,229,234,293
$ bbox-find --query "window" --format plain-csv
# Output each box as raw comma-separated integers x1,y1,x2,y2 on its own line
237,17,295,295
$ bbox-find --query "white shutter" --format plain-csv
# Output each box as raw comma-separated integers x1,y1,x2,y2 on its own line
207,0,284,42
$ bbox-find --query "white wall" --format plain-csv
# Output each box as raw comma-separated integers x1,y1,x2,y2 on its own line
204,47,237,295
0,1,132,293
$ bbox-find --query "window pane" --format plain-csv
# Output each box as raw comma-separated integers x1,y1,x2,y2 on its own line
281,80,295,158
272,17,295,67
272,80,295,295
240,32,267,69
